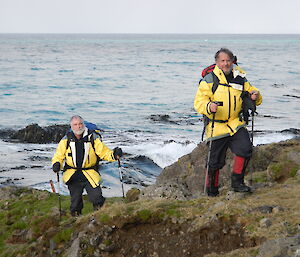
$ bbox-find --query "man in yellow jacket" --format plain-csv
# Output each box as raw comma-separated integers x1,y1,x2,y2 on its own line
194,48,262,197
52,115,123,216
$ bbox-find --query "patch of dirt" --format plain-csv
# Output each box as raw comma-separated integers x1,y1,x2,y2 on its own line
101,215,264,257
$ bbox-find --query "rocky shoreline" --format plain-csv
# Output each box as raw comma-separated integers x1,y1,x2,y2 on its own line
1,123,299,144
0,124,300,256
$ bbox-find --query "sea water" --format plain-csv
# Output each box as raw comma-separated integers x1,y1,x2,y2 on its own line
0,34,299,196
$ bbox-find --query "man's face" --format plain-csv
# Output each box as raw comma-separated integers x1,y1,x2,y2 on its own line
216,52,233,75
71,118,85,135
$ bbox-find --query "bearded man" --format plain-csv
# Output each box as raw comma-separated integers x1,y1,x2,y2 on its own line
52,115,122,216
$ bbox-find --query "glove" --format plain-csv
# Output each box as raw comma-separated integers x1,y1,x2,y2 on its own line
113,147,123,160
241,91,256,113
52,162,60,173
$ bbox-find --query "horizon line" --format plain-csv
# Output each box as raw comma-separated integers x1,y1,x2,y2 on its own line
0,32,300,35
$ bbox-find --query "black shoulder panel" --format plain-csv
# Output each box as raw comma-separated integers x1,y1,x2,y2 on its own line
203,72,214,84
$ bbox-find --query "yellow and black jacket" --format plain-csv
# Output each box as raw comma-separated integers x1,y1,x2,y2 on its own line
52,128,115,188
194,65,262,141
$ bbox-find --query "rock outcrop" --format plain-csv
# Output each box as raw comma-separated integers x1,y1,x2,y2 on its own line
141,137,300,200
8,124,69,143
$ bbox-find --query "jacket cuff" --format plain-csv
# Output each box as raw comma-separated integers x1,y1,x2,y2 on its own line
206,102,212,115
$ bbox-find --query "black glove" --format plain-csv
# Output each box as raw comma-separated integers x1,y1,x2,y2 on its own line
113,147,123,159
52,162,60,173
240,91,256,124
241,91,256,113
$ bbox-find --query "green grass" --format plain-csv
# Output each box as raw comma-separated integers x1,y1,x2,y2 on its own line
52,228,73,243
137,209,152,222
0,188,96,257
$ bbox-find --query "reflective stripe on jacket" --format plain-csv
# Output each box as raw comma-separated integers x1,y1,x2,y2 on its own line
194,65,262,141
52,128,115,188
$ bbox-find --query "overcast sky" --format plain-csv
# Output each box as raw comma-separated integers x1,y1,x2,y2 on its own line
1,0,299,34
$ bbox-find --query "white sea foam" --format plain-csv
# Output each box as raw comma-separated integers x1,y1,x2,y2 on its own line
253,133,294,146
122,141,197,168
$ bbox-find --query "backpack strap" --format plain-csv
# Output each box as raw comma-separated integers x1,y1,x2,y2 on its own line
88,130,103,171
201,72,220,141
66,131,72,150
89,130,102,151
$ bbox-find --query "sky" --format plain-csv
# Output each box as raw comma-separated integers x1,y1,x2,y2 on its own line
1,0,300,34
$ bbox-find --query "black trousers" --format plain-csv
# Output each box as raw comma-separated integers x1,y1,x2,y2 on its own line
67,181,105,213
208,127,253,171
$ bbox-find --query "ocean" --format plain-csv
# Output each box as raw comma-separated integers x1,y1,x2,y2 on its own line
0,33,299,196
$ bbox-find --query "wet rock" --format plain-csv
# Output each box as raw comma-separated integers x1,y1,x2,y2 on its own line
148,112,200,126
10,123,69,143
28,156,51,161
283,94,300,99
0,128,15,139
148,114,176,124
281,128,300,135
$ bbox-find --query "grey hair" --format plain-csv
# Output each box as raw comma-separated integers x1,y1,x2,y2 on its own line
215,48,234,61
69,115,84,125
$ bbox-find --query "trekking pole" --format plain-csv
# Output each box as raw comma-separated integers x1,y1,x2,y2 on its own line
204,112,216,194
117,157,125,198
56,172,62,220
249,111,255,186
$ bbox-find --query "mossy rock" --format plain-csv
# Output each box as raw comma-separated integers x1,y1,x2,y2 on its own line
267,160,299,182
125,188,140,203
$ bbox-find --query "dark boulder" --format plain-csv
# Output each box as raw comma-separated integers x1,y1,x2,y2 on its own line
10,124,69,143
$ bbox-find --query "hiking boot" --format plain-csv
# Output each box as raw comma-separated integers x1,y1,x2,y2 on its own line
206,169,220,197
207,189,219,197
232,183,251,192
93,197,106,211
231,174,251,193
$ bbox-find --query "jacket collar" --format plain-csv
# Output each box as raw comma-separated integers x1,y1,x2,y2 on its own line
213,64,246,84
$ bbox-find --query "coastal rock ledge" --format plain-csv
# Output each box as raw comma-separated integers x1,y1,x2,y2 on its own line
0,123,69,143
141,136,300,200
